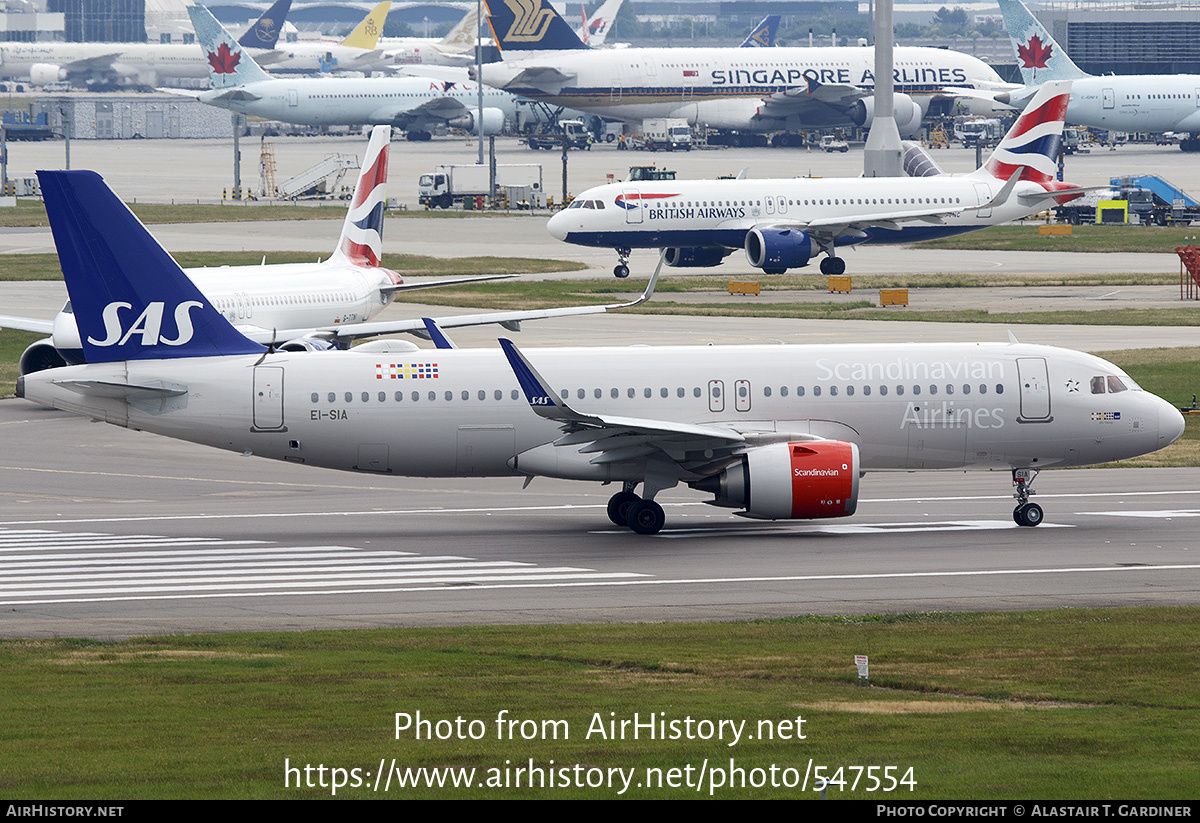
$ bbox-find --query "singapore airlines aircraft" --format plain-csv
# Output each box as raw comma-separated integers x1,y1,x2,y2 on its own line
19,169,1184,534
475,0,1007,135
550,81,1082,277
1,127,643,374
995,0,1200,151
184,5,519,139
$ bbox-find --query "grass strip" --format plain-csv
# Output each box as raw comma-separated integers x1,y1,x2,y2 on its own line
917,223,1200,253
2,607,1197,799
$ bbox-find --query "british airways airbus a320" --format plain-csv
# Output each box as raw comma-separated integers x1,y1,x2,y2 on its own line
17,168,1182,535
549,81,1081,277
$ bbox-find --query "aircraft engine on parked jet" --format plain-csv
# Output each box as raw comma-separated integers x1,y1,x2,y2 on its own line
664,247,730,267
690,441,860,520
851,93,923,137
18,339,67,376
30,63,67,86
745,227,813,272
447,107,506,135
278,338,340,353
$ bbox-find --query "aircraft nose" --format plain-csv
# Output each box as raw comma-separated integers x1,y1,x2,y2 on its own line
1158,397,1186,448
546,211,568,241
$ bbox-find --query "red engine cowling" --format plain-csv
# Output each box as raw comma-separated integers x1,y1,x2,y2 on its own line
691,441,860,520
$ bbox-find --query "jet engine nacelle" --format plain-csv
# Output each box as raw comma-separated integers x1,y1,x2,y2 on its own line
18,338,67,376
30,63,66,86
745,227,813,271
664,247,730,268
850,93,923,137
446,107,505,135
690,441,860,520
278,338,340,353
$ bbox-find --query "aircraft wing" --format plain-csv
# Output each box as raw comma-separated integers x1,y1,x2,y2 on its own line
368,94,467,125
380,273,518,299
498,66,576,95
0,315,54,335
333,263,659,343
60,52,125,77
249,49,291,66
750,79,863,127
236,257,661,346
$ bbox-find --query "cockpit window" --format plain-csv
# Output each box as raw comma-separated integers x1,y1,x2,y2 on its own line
583,200,595,209
568,199,583,208
1091,376,1106,394
1107,375,1128,393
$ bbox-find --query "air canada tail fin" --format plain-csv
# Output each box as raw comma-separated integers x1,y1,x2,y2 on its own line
340,1,391,49
484,0,588,52
189,3,273,88
998,0,1089,84
740,14,780,48
37,170,264,364
332,125,390,267
236,0,292,50
973,79,1071,187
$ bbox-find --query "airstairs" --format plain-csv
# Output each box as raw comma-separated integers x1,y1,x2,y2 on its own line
275,153,360,200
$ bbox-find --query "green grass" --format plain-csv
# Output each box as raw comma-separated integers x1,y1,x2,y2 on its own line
1,608,1197,798
919,223,1200,253
0,200,531,228
0,252,586,281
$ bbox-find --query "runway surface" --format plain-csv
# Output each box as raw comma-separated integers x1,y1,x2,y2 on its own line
2,401,1197,639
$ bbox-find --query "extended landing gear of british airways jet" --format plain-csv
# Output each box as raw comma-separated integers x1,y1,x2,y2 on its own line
607,486,665,534
1012,468,1044,527
613,247,632,279
819,255,846,275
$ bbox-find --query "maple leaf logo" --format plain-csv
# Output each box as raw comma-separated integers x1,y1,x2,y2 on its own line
207,42,241,75
1018,34,1053,70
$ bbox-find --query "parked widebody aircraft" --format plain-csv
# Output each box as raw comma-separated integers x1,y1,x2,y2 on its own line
475,0,1006,135
182,4,518,138
19,169,1184,535
247,1,396,76
0,0,291,88
550,81,1082,277
0,127,645,374
995,0,1200,151
379,7,485,67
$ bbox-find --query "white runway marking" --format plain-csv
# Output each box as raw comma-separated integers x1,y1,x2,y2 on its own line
3,487,1199,527
0,527,646,606
1081,509,1200,519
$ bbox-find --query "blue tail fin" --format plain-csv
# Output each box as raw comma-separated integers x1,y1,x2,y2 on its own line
37,170,265,363
740,14,780,48
485,0,588,52
237,0,292,50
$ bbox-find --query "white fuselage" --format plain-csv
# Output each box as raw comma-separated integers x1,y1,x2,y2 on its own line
480,45,1005,129
51,261,397,362
0,42,276,86
1013,75,1200,134
23,342,1182,482
197,74,519,128
548,174,1038,255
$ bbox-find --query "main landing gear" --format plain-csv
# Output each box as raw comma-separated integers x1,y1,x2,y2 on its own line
613,247,632,278
819,255,846,275
607,485,665,534
1012,468,1044,527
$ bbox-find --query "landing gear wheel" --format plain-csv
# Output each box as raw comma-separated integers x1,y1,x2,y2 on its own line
626,499,665,534
613,246,632,279
1013,502,1044,527
819,256,846,275
607,491,641,527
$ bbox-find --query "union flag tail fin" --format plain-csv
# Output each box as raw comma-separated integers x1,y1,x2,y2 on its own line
976,80,1071,187
333,126,390,267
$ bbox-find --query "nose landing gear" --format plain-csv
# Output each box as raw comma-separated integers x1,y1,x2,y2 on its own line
1012,468,1043,527
613,247,632,278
